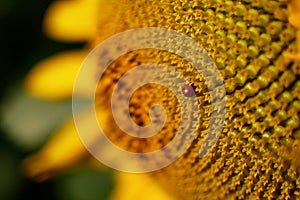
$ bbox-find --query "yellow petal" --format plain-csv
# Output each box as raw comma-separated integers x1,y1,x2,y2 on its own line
110,172,174,200
24,50,89,100
22,118,88,182
22,104,113,182
285,0,300,61
287,0,300,28
43,0,115,42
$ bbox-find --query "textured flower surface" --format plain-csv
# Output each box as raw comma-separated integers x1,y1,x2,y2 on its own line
23,0,300,200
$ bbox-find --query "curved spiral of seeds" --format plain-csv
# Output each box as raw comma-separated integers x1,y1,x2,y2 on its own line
92,0,300,199
85,28,226,172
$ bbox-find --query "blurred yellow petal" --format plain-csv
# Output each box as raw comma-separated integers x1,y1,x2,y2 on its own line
285,0,300,61
287,0,300,28
24,50,89,100
22,118,88,182
110,172,174,200
43,0,115,42
43,0,97,41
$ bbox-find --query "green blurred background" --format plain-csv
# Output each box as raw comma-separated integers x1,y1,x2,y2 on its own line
0,0,114,199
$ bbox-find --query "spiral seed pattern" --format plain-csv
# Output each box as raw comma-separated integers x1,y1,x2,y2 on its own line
82,0,300,199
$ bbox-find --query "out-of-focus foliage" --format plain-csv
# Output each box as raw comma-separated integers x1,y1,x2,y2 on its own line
0,0,114,199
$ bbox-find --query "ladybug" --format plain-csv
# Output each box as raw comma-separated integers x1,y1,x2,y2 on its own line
181,84,195,97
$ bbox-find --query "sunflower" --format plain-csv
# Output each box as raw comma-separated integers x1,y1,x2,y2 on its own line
23,0,300,200
22,1,173,200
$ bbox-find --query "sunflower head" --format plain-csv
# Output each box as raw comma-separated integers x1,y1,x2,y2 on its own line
22,0,300,200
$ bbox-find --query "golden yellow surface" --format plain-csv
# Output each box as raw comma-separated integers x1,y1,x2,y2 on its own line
23,0,300,199
93,0,300,199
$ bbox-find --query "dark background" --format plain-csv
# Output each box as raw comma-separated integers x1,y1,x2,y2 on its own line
0,0,113,199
